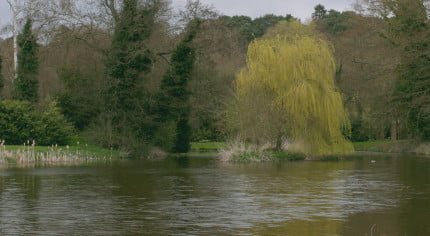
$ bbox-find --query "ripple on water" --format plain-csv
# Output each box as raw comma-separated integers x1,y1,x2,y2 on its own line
0,155,429,235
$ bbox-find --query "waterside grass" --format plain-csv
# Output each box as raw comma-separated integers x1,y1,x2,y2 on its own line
353,139,430,155
190,142,226,153
0,140,128,167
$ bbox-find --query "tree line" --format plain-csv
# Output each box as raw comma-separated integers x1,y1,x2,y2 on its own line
0,0,429,155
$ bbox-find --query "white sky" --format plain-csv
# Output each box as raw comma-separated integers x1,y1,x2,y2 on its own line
172,0,354,20
0,0,354,37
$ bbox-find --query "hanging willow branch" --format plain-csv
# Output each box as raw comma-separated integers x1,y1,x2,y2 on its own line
232,21,354,155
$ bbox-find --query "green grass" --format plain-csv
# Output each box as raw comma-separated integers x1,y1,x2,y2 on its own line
271,151,307,161
353,140,403,151
353,139,411,152
190,142,226,152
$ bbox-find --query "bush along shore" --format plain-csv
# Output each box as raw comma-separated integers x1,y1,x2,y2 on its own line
0,140,128,167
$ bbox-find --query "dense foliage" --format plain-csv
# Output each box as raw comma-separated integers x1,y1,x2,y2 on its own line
103,0,156,151
156,22,199,153
0,99,73,145
221,14,297,42
56,65,102,130
14,18,39,103
0,0,429,156
388,0,430,140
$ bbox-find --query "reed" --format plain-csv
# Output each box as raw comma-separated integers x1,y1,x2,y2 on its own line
219,140,307,162
0,140,125,167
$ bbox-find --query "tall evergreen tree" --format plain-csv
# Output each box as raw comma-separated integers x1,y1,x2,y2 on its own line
14,18,39,103
312,4,327,20
156,21,200,153
104,0,155,148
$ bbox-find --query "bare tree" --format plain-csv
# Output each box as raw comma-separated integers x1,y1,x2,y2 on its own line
5,0,18,81
175,0,218,31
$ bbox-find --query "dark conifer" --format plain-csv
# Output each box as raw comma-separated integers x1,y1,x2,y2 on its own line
14,18,39,103
103,0,156,148
157,21,200,153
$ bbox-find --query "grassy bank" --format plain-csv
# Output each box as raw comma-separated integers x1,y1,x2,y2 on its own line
191,139,430,162
0,141,128,167
190,142,226,153
353,140,430,155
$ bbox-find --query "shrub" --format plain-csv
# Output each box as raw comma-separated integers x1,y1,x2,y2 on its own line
0,99,74,145
37,101,74,145
0,100,39,144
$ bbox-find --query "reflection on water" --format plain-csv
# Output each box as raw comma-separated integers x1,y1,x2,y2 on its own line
0,154,429,235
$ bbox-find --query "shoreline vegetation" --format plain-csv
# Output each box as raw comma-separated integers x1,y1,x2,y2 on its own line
354,140,430,155
2,140,428,167
0,140,128,167
190,140,430,162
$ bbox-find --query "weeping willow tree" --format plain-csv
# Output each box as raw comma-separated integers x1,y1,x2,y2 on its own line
229,21,353,155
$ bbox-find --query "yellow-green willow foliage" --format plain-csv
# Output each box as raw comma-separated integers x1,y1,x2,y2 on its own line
230,23,354,155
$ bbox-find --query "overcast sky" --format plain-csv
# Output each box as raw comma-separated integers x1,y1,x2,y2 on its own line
172,0,355,20
0,0,354,35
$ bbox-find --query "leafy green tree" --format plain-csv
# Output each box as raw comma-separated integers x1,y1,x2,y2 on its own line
253,14,292,39
320,10,354,34
221,15,254,41
229,21,353,155
56,65,102,130
222,14,297,42
103,0,155,149
37,100,74,145
0,100,73,145
156,21,200,153
14,18,39,103
355,0,430,140
385,0,430,140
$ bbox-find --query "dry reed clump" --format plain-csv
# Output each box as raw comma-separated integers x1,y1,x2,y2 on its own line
219,139,308,162
219,141,274,162
147,147,168,160
0,141,113,167
413,142,430,155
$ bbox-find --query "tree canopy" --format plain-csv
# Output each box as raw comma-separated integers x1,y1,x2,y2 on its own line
230,21,354,155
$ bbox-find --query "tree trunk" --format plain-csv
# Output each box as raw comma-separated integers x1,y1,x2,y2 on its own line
6,0,18,82
391,119,400,140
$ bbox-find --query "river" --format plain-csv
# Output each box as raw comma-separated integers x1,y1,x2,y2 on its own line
0,153,429,235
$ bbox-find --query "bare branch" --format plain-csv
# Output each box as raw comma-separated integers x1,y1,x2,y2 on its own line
103,0,119,23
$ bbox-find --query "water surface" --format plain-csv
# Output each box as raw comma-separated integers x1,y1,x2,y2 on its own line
0,154,429,235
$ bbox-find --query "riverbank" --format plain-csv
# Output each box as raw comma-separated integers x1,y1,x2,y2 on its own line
190,140,430,162
353,140,430,155
0,141,128,167
191,142,306,162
